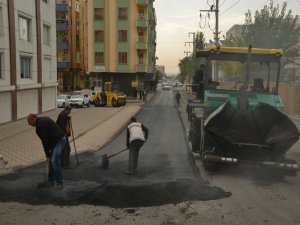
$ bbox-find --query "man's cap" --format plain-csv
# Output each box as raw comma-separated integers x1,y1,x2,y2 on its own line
65,106,72,110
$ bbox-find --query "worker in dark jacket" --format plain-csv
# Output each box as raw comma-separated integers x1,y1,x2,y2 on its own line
126,117,148,175
27,114,66,189
56,106,71,167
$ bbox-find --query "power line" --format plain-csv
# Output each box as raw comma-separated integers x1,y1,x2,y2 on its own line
219,0,241,15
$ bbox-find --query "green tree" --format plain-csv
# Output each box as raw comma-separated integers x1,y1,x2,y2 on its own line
222,1,300,80
177,56,194,83
241,1,300,58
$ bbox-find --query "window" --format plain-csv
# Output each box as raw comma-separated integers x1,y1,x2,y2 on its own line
95,52,104,64
0,53,3,79
42,0,48,3
19,16,30,41
118,52,127,64
94,8,104,20
95,30,104,42
0,7,3,36
118,8,128,20
43,25,50,46
20,56,31,79
118,30,127,42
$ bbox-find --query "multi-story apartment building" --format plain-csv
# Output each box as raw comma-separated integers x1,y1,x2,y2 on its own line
56,0,86,91
85,0,157,95
0,0,57,124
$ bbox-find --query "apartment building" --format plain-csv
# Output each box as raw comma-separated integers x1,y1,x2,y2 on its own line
85,0,157,95
56,0,86,91
0,0,57,124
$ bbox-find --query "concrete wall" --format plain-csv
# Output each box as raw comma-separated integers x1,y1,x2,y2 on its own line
42,86,56,111
17,89,38,118
0,92,12,124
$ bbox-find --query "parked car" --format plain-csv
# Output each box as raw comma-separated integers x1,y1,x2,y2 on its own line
69,94,90,108
57,94,71,108
162,84,171,90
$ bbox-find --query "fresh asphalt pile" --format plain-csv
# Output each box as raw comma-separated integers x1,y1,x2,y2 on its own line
0,90,231,207
0,155,230,207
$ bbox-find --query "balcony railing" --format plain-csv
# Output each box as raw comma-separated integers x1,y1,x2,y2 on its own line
56,3,68,12
136,16,148,27
136,0,149,5
56,21,68,31
136,64,148,72
57,42,69,49
57,61,70,69
136,42,148,50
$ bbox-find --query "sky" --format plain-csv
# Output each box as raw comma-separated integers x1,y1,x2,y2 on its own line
153,0,300,75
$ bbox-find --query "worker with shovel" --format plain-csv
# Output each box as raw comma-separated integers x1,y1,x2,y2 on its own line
56,106,72,167
126,117,149,175
27,114,66,189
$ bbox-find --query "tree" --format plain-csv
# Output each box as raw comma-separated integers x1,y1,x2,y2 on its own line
241,1,300,59
177,56,194,83
222,1,300,80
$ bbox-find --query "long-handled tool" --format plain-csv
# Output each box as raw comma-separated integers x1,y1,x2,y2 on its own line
100,147,128,169
69,118,79,166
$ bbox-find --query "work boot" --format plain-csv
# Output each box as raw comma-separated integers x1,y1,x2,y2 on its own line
37,181,54,189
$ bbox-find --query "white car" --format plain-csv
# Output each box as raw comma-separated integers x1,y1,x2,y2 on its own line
57,94,71,108
162,84,171,90
69,94,90,108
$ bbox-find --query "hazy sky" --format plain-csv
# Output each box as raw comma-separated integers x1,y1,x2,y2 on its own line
153,0,300,75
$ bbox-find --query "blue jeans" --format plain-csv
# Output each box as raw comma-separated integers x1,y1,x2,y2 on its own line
48,136,66,184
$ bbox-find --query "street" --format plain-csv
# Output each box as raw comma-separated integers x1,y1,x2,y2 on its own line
0,89,300,225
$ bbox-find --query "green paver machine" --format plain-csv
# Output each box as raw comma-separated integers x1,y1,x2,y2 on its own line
189,45,299,176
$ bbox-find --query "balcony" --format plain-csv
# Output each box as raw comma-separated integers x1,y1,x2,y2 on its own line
57,42,69,49
56,3,68,12
136,64,148,72
136,16,148,27
136,0,149,5
136,42,148,50
57,61,70,69
56,21,68,31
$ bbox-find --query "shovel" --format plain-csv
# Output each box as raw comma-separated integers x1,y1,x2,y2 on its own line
100,147,129,169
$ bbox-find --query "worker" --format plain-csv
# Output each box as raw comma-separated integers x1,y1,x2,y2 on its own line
126,117,149,175
176,91,181,107
27,114,66,189
56,106,72,167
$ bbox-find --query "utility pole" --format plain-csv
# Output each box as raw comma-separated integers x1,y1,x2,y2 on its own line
184,32,196,56
200,0,220,44
200,0,220,81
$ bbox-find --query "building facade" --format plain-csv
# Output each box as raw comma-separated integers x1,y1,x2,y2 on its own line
56,0,86,91
85,0,157,95
0,0,57,124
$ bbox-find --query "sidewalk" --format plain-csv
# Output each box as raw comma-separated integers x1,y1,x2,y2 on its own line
0,94,154,172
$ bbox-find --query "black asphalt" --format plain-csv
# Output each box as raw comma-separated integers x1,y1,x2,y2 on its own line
0,90,230,207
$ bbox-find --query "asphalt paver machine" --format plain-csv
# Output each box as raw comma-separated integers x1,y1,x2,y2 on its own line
189,45,299,176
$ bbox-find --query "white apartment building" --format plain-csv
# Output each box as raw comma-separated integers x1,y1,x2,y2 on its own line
0,0,57,124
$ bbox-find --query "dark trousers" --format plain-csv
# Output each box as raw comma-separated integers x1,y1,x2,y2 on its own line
61,136,71,167
128,139,144,173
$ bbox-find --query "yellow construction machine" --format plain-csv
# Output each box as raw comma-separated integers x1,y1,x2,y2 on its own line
93,82,127,107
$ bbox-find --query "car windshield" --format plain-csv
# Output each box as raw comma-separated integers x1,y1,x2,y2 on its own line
57,95,66,99
71,95,82,99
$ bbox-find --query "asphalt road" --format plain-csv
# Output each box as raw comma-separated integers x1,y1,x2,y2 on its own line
0,89,230,208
